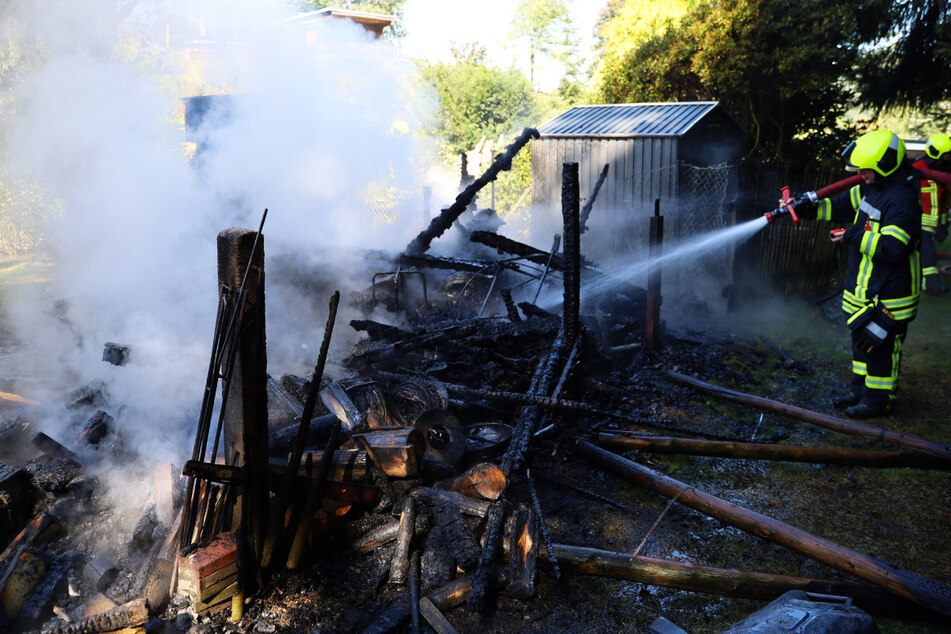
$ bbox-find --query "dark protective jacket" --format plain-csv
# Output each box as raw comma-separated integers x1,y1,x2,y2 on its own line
912,158,950,234
804,168,922,321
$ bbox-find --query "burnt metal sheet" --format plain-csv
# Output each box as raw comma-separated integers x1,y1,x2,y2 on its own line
537,102,720,138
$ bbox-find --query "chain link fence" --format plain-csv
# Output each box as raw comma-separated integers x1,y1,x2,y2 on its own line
674,161,734,296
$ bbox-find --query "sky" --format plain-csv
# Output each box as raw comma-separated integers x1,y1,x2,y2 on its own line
400,0,605,92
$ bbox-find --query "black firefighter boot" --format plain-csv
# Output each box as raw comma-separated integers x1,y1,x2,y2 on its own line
845,388,892,419
831,377,865,410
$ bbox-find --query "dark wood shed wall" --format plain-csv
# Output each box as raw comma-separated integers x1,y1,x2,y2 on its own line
531,136,678,260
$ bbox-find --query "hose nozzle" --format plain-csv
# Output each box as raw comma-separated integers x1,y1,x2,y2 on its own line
763,186,800,226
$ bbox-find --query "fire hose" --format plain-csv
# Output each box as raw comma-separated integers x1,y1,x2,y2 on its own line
763,166,951,227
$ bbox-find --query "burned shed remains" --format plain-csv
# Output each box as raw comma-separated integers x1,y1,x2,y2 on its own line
532,102,746,295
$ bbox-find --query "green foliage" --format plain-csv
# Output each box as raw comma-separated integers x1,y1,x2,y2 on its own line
594,0,859,164
417,58,540,160
853,0,951,111
510,0,577,88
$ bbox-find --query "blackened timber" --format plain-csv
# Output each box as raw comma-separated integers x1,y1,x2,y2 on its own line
505,503,537,598
348,318,560,366
389,497,416,585
501,288,521,322
405,128,539,255
420,527,454,593
268,414,340,456
432,499,480,572
350,320,414,342
286,419,343,569
395,252,491,273
598,433,951,470
468,326,568,611
665,371,951,461
469,231,565,270
576,439,951,619
410,487,490,518
262,291,340,569
561,162,581,344
579,163,609,234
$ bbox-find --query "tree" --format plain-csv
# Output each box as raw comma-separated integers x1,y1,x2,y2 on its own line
417,56,540,159
593,0,859,164
853,0,951,111
510,0,574,89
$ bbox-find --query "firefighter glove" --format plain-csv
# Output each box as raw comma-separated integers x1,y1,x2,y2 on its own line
936,225,949,243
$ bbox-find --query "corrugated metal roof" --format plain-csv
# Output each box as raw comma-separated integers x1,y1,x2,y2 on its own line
537,102,720,138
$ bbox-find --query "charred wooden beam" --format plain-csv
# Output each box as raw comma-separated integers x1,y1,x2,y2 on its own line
353,513,431,554
405,127,539,255
505,503,537,599
31,433,77,462
389,497,416,585
268,413,340,456
598,433,951,470
469,325,569,611
420,526,454,593
395,252,491,273
350,320,414,342
469,231,566,270
576,439,951,619
500,288,521,322
578,163,609,234
263,291,339,570
286,419,343,570
432,499,480,573
410,488,491,518
561,162,581,344
665,372,951,461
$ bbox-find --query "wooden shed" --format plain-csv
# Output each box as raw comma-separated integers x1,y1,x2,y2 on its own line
532,102,747,269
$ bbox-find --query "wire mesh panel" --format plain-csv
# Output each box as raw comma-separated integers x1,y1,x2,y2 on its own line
675,161,733,295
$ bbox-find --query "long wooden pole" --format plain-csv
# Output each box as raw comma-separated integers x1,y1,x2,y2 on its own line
664,371,951,461
499,541,920,617
598,433,951,470
576,439,951,619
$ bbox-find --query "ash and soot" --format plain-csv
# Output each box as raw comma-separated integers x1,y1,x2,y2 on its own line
0,2,950,634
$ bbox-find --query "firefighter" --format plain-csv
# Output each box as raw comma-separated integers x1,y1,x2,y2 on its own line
912,133,951,295
796,130,922,419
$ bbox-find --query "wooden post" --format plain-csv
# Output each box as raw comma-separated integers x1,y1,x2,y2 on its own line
646,199,663,352
217,228,269,563
561,162,581,344
576,439,951,618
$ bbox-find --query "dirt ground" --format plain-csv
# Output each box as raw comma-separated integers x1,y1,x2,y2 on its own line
1,254,950,634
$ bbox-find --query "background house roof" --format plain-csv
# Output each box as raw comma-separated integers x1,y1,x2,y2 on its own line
537,102,724,138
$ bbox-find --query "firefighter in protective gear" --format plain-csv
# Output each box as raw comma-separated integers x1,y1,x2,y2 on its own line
912,133,951,295
796,130,922,419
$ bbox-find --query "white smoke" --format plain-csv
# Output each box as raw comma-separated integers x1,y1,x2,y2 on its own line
0,0,439,518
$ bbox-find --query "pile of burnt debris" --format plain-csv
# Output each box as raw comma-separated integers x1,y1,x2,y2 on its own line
1,129,951,634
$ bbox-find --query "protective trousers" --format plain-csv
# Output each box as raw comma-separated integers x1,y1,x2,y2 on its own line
921,231,939,278
850,320,908,407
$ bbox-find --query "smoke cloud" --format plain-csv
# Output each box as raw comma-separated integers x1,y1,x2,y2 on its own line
0,0,439,523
